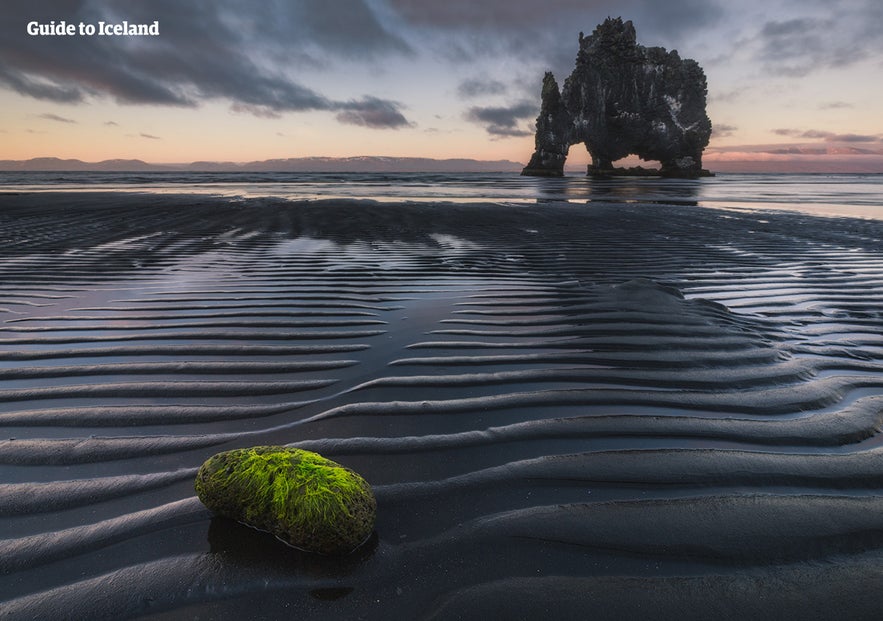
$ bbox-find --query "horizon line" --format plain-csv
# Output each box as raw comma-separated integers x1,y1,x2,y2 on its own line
1,154,882,175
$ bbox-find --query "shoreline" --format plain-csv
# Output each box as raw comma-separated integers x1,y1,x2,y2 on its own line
1,171,880,221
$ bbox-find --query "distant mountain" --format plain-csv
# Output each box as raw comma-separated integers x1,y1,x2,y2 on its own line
0,157,172,172
0,156,524,173
705,159,883,174
703,143,883,174
232,157,523,173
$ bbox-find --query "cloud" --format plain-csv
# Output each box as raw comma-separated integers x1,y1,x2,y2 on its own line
829,133,879,143
766,147,828,155
335,97,413,129
390,0,582,28
754,18,841,77
0,0,727,138
711,123,737,138
140,133,161,140
706,143,883,165
819,101,853,110
708,140,883,155
466,101,536,137
802,130,835,139
389,0,720,34
38,113,76,123
0,66,85,103
752,2,883,77
388,0,722,90
230,104,283,120
104,120,119,126
457,78,508,99
773,128,880,143
708,89,743,104
485,126,534,138
0,0,414,127
292,0,412,57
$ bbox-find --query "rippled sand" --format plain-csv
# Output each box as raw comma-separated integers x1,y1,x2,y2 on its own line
2,192,883,619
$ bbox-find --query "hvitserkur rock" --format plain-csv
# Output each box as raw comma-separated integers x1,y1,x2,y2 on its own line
522,18,712,178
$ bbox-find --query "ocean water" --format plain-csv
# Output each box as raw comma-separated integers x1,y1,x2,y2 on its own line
1,171,882,219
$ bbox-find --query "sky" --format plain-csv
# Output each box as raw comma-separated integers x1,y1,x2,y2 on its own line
2,0,882,171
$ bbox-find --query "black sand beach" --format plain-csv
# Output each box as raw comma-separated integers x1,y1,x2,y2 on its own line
2,192,883,619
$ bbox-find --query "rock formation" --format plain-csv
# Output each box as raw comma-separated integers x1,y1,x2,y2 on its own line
522,17,712,178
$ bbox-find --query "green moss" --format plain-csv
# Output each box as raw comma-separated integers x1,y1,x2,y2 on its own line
195,446,376,555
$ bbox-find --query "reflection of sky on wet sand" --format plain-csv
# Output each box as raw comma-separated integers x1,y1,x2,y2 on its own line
269,237,340,257
4,188,883,618
0,224,512,442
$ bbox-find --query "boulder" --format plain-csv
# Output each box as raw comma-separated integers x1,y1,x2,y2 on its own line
195,446,376,555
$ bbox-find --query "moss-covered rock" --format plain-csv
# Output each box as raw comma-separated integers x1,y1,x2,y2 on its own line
195,446,376,555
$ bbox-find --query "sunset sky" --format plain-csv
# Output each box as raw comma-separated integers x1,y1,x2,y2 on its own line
2,0,882,171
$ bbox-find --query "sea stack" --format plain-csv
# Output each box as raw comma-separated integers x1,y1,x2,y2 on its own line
522,17,712,178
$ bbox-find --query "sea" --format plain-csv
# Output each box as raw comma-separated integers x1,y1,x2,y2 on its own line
1,171,882,219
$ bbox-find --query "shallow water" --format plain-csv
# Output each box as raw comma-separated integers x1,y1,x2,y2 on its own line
1,189,883,619
2,171,882,219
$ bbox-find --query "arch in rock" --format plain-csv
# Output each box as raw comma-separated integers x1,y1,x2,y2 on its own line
522,18,712,179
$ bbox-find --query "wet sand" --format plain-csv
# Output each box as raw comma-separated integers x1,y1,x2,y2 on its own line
1,192,883,619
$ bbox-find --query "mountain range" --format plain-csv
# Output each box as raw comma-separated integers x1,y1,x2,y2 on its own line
0,156,525,173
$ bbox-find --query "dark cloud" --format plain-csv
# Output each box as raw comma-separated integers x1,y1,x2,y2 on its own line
773,128,830,139
760,18,815,38
38,113,76,123
762,144,881,155
772,128,880,143
389,0,720,34
767,147,827,155
230,104,283,120
830,133,879,143
1,0,729,135
711,123,737,138
104,120,119,126
335,97,413,129
140,133,161,139
0,66,85,103
485,126,533,138
457,78,508,99
0,0,413,127
293,0,412,57
754,2,883,77
466,101,536,137
389,0,722,95
755,18,843,77
802,130,835,140
390,0,584,28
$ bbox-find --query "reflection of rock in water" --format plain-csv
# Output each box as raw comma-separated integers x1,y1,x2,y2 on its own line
207,516,378,577
522,17,712,178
